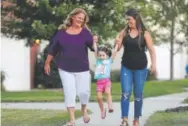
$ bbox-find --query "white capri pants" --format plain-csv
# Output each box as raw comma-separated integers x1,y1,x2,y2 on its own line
58,69,91,107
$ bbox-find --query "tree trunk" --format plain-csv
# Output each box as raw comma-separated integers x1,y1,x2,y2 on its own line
170,19,175,80
30,43,39,88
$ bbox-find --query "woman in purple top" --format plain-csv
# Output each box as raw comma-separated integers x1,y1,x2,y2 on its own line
44,8,98,126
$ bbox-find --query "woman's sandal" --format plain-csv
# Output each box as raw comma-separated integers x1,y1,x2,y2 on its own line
120,120,129,126
66,121,75,126
83,115,90,123
101,109,107,119
133,120,139,126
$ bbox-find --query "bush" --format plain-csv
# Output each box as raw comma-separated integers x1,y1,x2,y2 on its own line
165,106,188,113
90,69,120,82
185,74,188,79
91,69,157,82
1,71,6,91
111,70,120,82
34,47,62,88
146,69,157,81
90,70,95,83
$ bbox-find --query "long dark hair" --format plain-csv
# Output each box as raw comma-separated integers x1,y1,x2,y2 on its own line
98,46,112,57
124,8,147,50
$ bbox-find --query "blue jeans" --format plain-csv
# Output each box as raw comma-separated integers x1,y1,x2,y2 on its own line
186,65,188,74
120,66,148,119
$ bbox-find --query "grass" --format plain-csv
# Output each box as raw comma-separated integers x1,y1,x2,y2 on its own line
1,109,82,126
145,111,188,126
1,79,188,102
183,97,188,103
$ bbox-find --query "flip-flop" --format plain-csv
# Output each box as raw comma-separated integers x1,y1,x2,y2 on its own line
101,109,107,119
83,116,90,123
66,121,75,126
120,120,129,126
133,120,139,126
108,109,114,113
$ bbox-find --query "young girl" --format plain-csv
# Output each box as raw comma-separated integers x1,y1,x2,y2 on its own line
93,42,118,119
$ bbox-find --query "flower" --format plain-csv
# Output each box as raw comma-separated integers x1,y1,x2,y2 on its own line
35,39,40,45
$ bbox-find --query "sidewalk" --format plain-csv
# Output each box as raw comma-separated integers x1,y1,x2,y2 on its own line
2,92,188,126
75,92,188,126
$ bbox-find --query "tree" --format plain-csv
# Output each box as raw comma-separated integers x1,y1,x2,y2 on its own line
2,0,160,43
2,0,156,42
2,0,161,88
1,0,128,44
143,0,188,80
34,46,62,88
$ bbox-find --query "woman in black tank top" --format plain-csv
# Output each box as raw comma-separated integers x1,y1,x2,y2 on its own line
115,9,156,126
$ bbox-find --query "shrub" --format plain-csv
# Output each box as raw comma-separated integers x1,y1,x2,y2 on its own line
146,69,157,81
110,70,120,82
90,70,96,83
1,71,6,91
34,47,62,88
90,69,120,82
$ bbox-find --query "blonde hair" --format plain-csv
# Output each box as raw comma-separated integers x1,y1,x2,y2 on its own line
58,8,89,30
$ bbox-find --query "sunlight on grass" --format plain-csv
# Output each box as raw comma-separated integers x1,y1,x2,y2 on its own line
1,109,82,126
146,111,188,126
1,79,188,102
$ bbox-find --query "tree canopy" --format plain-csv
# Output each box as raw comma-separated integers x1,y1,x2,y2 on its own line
2,0,129,44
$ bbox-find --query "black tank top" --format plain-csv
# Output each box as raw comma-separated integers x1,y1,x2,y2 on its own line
121,33,147,70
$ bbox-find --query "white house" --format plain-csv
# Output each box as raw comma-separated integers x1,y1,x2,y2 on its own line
1,36,30,91
1,36,188,91
88,43,188,80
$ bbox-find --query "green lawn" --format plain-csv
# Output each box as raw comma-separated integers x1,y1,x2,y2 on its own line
1,109,82,126
1,79,188,102
183,97,188,103
145,111,188,126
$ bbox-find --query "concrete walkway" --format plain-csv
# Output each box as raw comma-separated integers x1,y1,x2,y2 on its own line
1,92,188,126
